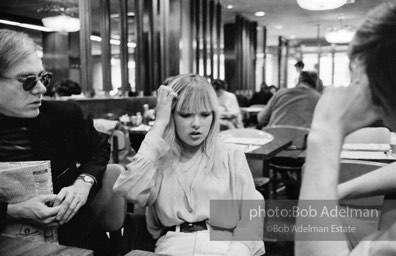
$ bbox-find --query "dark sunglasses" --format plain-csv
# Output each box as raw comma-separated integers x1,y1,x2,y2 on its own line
1,71,53,91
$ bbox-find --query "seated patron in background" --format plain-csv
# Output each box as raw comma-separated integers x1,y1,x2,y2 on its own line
212,79,244,129
257,71,321,129
114,74,264,256
296,3,396,255
0,29,112,255
294,60,305,85
268,85,278,95
55,79,82,97
249,82,273,106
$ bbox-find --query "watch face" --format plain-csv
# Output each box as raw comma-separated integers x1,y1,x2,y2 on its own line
81,175,94,184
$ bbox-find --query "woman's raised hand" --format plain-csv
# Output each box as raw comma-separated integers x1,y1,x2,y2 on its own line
311,70,381,138
152,85,178,135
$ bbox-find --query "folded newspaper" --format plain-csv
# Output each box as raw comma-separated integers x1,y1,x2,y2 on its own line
0,161,58,243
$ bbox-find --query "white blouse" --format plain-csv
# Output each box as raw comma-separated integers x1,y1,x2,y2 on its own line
113,131,265,254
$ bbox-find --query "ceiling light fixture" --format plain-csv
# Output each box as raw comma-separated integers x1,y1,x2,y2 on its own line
296,0,347,11
254,11,265,17
226,5,233,9
324,26,355,44
324,17,355,44
42,15,80,32
39,5,80,32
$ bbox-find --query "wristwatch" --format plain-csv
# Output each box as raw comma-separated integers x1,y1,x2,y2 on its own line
76,174,95,185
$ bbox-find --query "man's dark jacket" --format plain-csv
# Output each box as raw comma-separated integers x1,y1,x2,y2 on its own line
0,100,111,252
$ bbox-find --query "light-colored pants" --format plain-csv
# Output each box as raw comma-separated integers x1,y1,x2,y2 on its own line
155,230,264,256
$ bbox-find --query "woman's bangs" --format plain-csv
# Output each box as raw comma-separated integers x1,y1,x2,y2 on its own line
175,84,215,113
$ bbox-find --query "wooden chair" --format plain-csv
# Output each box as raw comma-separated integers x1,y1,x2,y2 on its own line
90,164,127,255
90,163,126,232
262,125,310,199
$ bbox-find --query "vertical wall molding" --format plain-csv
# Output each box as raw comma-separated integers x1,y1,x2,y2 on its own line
100,0,112,92
278,36,289,88
78,0,92,94
135,0,182,94
224,16,257,93
119,0,129,93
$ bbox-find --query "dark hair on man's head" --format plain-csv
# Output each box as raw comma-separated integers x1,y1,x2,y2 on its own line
348,3,396,112
212,79,227,91
295,61,304,69
298,71,318,89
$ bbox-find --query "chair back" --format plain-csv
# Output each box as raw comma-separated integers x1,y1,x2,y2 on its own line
90,164,126,232
344,127,391,144
262,125,310,150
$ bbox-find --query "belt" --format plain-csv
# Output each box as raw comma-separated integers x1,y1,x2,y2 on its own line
161,220,207,237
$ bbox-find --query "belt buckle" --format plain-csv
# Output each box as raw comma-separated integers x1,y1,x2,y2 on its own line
184,223,195,232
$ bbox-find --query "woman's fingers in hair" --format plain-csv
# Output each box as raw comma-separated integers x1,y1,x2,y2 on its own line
158,85,178,102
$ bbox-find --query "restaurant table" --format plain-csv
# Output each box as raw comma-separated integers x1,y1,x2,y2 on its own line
240,106,265,127
125,250,168,256
220,128,292,197
0,235,93,256
296,142,396,164
296,150,396,164
249,137,292,197
240,106,265,114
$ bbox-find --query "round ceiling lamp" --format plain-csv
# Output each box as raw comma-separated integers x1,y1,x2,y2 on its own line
39,4,80,32
324,26,355,44
296,0,347,11
42,15,80,32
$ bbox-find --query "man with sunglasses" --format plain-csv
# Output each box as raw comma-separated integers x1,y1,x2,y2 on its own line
0,29,112,255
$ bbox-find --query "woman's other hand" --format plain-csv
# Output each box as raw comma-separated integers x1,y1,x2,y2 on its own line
151,85,178,135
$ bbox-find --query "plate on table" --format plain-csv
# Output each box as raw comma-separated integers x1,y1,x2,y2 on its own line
219,128,274,146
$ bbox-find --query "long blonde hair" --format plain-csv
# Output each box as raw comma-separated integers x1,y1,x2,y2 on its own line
162,74,220,158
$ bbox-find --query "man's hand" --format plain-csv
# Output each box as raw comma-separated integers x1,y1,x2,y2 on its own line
53,180,92,225
7,195,61,227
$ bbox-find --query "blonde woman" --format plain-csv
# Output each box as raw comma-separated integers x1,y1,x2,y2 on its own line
114,74,264,256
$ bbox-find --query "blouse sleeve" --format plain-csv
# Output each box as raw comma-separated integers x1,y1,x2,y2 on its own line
113,131,170,206
226,147,265,256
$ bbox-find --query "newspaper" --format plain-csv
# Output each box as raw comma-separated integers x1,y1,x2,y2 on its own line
0,161,58,243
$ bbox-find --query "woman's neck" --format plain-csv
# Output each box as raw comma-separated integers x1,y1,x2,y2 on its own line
180,143,202,160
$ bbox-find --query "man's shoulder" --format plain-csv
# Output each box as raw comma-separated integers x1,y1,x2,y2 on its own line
38,101,84,125
41,100,82,115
